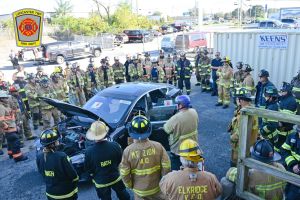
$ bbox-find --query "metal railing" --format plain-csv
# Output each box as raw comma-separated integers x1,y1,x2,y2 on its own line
236,107,300,200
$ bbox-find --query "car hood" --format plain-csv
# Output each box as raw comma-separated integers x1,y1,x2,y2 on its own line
40,97,108,125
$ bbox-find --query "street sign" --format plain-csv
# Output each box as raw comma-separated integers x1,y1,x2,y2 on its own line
12,8,44,47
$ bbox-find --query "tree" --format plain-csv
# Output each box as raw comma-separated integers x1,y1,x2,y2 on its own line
54,0,73,17
248,5,264,18
92,0,112,24
152,11,162,16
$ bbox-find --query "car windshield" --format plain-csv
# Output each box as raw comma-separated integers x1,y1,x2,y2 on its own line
83,95,132,124
281,19,294,23
128,30,140,35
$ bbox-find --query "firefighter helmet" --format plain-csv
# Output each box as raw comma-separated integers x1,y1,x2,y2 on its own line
264,86,278,97
234,87,251,101
40,129,60,147
26,73,35,80
114,56,119,61
236,62,243,69
128,115,152,140
222,56,231,63
280,82,292,93
250,139,281,163
0,90,9,98
175,95,191,108
86,121,109,141
259,69,269,77
244,64,252,72
179,51,186,57
53,66,62,74
178,139,203,162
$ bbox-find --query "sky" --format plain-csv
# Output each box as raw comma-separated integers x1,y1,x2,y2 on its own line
1,0,300,16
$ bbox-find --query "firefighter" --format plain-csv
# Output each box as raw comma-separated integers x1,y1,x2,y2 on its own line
12,65,27,81
98,58,114,88
228,88,258,167
164,95,198,170
120,115,171,200
242,64,255,95
160,139,222,200
84,121,130,200
291,71,300,115
175,52,193,95
142,53,152,82
63,62,71,79
281,125,300,199
38,76,60,129
201,50,211,92
9,85,36,142
36,66,46,81
231,61,245,90
85,64,99,99
260,85,280,152
158,49,165,67
128,56,143,82
164,54,175,85
67,63,86,106
105,56,111,66
278,82,297,150
24,73,40,130
221,139,285,200
194,48,201,86
215,57,233,109
0,90,28,162
112,57,125,84
51,73,68,102
124,55,132,82
151,58,164,83
37,129,79,200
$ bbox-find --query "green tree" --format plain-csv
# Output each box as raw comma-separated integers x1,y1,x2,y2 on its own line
249,5,264,18
54,0,73,17
152,11,162,16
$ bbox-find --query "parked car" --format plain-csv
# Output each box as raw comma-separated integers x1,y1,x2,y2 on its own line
41,41,102,64
115,33,129,44
281,18,299,29
123,30,153,43
258,20,283,29
36,82,181,181
161,36,175,52
175,31,207,51
149,29,162,37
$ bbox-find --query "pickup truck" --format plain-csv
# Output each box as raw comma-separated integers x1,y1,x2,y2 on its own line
41,41,102,64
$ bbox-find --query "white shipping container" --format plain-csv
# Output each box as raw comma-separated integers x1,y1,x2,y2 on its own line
213,29,300,88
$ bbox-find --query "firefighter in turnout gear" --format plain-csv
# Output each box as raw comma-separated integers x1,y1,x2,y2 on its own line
278,82,297,150
36,66,47,82
242,64,255,95
24,73,40,130
67,63,86,106
232,62,245,89
228,88,258,167
176,52,193,95
112,57,125,84
129,56,143,82
281,125,300,199
37,129,79,200
85,64,99,99
0,90,28,162
142,53,152,82
98,59,114,88
120,115,171,200
160,139,222,200
164,95,199,170
164,54,175,85
158,49,165,67
150,58,164,83
51,73,68,102
260,86,280,152
38,76,60,129
291,71,300,115
194,48,201,86
216,57,233,109
84,121,130,200
221,139,285,200
200,51,211,92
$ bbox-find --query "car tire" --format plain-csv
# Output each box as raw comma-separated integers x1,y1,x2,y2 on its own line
94,49,101,57
56,55,65,64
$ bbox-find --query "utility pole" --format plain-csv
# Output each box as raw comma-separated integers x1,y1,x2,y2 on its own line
239,0,243,27
198,0,203,29
136,0,138,15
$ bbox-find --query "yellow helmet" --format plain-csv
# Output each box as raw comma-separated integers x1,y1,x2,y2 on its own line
54,66,62,74
178,139,203,162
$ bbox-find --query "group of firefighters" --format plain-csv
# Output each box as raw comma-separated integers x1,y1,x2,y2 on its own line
0,47,300,199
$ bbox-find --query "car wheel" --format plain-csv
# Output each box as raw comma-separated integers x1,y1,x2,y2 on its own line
56,55,65,64
94,49,101,57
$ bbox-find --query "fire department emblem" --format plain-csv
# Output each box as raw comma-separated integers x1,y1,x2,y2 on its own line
13,8,44,47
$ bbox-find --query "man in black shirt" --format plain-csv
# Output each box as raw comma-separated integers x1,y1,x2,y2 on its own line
211,52,222,96
124,55,132,82
84,121,130,200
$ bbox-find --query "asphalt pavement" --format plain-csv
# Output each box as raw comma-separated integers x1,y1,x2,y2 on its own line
0,76,233,200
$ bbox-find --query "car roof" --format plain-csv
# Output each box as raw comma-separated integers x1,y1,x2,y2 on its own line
99,82,171,100
42,41,69,46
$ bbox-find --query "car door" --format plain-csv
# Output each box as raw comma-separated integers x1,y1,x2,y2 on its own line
71,41,85,56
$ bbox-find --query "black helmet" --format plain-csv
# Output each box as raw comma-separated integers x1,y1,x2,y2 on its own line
40,75,49,87
264,86,278,97
234,87,251,101
40,129,60,147
244,64,252,72
100,58,106,64
280,82,292,93
250,139,281,163
259,69,269,77
26,73,35,80
236,62,243,69
128,115,152,140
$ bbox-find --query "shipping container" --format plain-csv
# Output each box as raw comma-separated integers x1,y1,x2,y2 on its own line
213,29,300,87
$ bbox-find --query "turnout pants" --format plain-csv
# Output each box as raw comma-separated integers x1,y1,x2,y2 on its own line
47,193,78,200
6,132,24,161
69,88,86,106
96,180,130,200
218,85,230,105
42,109,60,129
178,78,191,95
31,107,40,128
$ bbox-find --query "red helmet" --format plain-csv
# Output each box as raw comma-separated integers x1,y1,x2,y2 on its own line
9,85,18,92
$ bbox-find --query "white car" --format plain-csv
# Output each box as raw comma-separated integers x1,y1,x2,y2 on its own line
161,36,175,52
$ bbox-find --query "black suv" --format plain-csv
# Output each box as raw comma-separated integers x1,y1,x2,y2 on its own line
41,41,102,64
123,30,153,43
